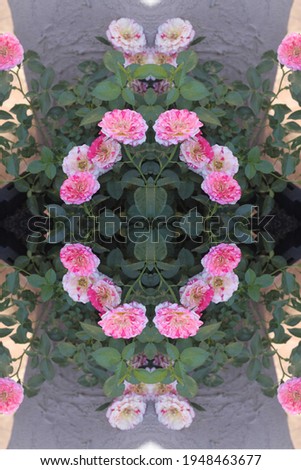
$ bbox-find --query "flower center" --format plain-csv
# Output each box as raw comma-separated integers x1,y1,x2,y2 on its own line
214,160,223,170
292,46,301,57
213,278,223,287
78,160,88,170
0,391,9,402
0,46,8,57
167,29,181,40
78,277,88,288
291,390,301,401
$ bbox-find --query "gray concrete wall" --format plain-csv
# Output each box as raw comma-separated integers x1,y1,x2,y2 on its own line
8,0,293,81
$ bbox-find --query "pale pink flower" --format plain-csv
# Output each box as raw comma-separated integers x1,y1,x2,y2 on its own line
0,378,24,415
154,109,203,146
148,48,178,67
87,276,122,314
98,302,148,339
277,377,301,415
98,109,148,146
155,18,195,54
129,79,148,94
60,171,100,205
201,171,241,205
60,243,100,276
153,80,171,94
179,276,214,313
201,271,239,303
153,353,174,369
201,145,239,177
123,50,149,67
62,271,101,303
62,145,100,177
127,353,148,369
0,33,24,71
277,33,301,71
155,394,195,430
106,18,146,54
124,381,150,398
201,243,241,277
179,134,214,173
148,382,178,400
106,394,146,430
87,134,121,174
154,302,203,339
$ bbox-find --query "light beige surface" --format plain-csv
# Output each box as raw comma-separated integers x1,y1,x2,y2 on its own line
0,0,301,450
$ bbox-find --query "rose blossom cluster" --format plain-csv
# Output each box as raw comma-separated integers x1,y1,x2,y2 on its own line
106,18,195,70
60,243,147,339
154,243,241,340
60,110,147,204
107,376,194,430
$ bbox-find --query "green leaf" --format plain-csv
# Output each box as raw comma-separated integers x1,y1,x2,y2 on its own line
134,233,167,262
247,67,261,89
166,343,180,361
45,269,56,285
137,326,164,343
6,154,19,177
103,50,125,73
194,106,221,126
0,328,13,338
92,347,122,371
176,375,198,398
95,36,111,46
245,163,256,179
246,358,261,380
39,333,52,356
6,271,20,294
257,274,274,288
247,284,261,302
288,328,301,338
144,343,157,360
193,322,221,341
80,107,106,126
255,160,274,174
225,342,244,357
177,50,199,72
166,87,179,106
282,154,297,176
180,347,210,371
39,358,55,380
40,67,55,89
180,79,209,101
57,91,76,106
133,64,168,79
57,342,76,357
103,375,125,398
134,186,167,218
282,272,298,294
122,87,135,106
92,80,121,101
80,322,107,341
245,268,257,285
40,284,54,301
225,91,244,106
133,368,168,383
122,343,136,361
27,160,45,174
144,88,157,105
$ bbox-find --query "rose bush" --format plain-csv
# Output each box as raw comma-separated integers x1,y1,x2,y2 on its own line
0,20,301,430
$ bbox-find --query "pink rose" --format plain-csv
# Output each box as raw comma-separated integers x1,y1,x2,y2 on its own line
60,243,100,276
154,302,203,339
155,393,195,430
201,243,241,277
87,134,122,174
98,302,148,339
201,145,239,177
155,18,195,54
62,271,101,303
123,50,150,67
0,33,24,71
106,394,146,430
87,276,122,313
277,33,301,71
98,109,148,146
179,134,214,173
154,109,203,146
0,378,24,415
60,171,100,205
277,377,301,415
179,275,214,313
201,271,239,303
106,18,146,54
201,171,241,205
62,145,100,177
